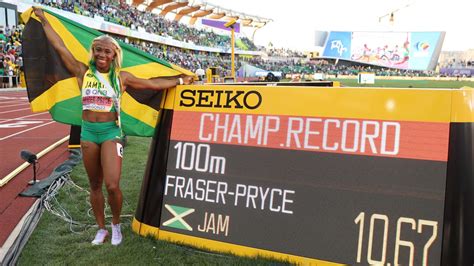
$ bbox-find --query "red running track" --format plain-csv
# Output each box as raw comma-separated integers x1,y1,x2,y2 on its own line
0,90,71,247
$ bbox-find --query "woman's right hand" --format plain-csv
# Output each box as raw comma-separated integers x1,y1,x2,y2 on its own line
32,7,46,21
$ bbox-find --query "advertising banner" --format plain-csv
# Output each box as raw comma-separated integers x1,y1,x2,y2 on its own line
322,31,444,71
409,32,441,70
202,19,240,33
322,31,351,60
350,31,410,69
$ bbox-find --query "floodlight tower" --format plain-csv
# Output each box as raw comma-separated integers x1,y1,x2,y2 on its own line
378,2,412,27
225,19,237,80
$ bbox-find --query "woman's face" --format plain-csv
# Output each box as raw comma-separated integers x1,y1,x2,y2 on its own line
92,40,116,72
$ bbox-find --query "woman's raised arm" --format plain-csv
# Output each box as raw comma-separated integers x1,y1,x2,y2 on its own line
120,71,194,91
33,7,86,79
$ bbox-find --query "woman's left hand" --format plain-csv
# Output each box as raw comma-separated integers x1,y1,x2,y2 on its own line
181,75,194,85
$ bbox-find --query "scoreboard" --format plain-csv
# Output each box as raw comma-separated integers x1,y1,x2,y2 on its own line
133,85,474,265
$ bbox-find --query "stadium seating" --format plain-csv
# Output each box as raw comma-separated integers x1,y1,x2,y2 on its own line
0,24,22,87
12,1,467,83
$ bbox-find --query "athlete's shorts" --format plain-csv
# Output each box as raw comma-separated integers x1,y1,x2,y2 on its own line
81,120,121,144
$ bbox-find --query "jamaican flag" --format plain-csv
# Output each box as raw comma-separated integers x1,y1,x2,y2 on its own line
21,8,193,137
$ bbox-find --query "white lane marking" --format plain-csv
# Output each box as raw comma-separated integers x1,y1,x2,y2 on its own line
0,119,51,122
0,112,49,124
0,108,32,114
0,121,56,141
0,103,31,108
0,121,44,128
0,100,29,105
0,96,28,100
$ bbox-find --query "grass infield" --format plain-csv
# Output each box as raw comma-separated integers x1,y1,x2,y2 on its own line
332,78,474,88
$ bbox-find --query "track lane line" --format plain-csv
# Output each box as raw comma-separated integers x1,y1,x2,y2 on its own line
0,103,31,108
0,121,57,141
0,112,49,124
0,108,32,114
0,118,52,122
0,100,29,104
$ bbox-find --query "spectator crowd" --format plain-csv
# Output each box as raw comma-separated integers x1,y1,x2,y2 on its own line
0,24,23,88
41,0,258,51
3,0,471,90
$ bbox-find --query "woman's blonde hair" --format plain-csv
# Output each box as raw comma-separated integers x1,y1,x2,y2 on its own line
88,35,122,96
89,35,123,71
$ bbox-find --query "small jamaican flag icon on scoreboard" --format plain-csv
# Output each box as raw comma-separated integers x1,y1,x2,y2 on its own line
162,205,195,231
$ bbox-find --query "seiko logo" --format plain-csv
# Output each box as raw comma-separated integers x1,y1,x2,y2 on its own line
179,89,262,109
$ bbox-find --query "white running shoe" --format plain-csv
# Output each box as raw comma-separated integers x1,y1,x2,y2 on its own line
91,229,109,245
111,223,122,246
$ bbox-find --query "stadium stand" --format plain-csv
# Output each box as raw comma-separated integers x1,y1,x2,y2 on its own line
0,24,22,88
4,0,472,86
438,50,474,77
42,1,235,50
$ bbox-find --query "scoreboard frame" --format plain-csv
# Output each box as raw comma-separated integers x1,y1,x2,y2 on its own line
133,85,473,265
